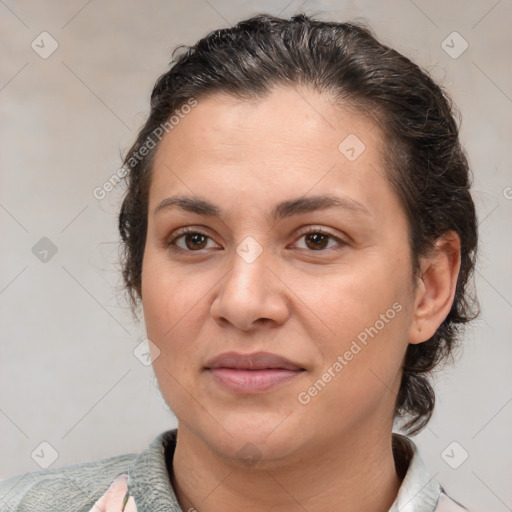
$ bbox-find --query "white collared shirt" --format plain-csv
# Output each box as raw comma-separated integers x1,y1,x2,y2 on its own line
390,433,467,511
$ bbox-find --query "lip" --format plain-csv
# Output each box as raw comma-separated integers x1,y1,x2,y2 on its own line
205,351,306,394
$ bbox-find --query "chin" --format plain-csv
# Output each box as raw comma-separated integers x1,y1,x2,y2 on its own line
190,411,304,466
216,432,298,469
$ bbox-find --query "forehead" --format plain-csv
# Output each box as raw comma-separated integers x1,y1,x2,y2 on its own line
155,86,383,160
148,86,396,221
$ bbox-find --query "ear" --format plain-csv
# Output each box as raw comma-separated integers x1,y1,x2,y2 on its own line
408,231,461,345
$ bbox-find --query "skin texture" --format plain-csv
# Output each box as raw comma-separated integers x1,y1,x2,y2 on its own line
141,86,461,512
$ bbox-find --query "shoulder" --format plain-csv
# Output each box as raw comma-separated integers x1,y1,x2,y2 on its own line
0,452,137,512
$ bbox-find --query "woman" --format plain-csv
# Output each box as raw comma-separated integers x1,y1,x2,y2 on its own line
0,13,478,512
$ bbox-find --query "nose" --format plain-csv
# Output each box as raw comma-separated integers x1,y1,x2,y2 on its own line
210,247,290,331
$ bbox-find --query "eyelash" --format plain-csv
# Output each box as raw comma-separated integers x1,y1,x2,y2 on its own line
167,227,219,253
295,227,348,251
167,226,347,254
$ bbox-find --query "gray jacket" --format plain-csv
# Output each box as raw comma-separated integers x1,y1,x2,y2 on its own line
0,429,468,511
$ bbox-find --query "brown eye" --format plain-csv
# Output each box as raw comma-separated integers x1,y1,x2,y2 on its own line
168,228,220,252
293,228,347,252
304,232,330,250
183,233,208,250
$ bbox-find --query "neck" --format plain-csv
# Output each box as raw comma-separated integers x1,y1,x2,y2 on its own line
170,423,402,512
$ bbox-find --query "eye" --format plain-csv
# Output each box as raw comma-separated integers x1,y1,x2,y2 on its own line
292,228,347,251
168,227,220,252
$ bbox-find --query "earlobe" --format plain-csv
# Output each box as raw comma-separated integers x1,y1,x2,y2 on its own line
408,231,461,345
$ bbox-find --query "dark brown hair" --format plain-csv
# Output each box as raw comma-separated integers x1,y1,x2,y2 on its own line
118,13,478,435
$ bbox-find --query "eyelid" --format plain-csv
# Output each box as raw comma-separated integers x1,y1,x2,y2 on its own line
169,226,212,240
290,226,348,249
167,226,221,251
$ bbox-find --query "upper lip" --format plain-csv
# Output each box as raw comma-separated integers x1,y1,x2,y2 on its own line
205,351,305,371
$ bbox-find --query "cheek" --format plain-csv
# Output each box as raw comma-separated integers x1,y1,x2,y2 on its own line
141,257,214,426
284,250,411,339
141,259,203,407
142,250,192,326
141,250,217,368
298,305,409,431
291,251,412,396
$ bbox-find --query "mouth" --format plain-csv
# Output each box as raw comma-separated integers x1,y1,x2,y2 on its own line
204,351,306,394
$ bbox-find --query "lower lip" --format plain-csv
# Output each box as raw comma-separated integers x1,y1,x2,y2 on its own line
207,368,303,393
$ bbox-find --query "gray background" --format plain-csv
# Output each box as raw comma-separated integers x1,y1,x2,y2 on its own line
1,0,511,510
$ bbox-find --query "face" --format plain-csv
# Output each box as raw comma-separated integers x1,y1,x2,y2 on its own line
141,86,417,464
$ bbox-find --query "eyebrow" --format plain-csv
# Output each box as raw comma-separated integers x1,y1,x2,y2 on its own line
153,194,371,221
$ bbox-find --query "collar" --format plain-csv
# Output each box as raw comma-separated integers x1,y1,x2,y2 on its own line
127,429,181,511
389,433,443,511
125,429,443,512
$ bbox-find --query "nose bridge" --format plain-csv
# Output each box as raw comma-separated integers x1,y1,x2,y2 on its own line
228,252,266,301
226,232,270,296
211,237,289,329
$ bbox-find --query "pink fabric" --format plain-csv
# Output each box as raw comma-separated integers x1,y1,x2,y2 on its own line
89,474,137,512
